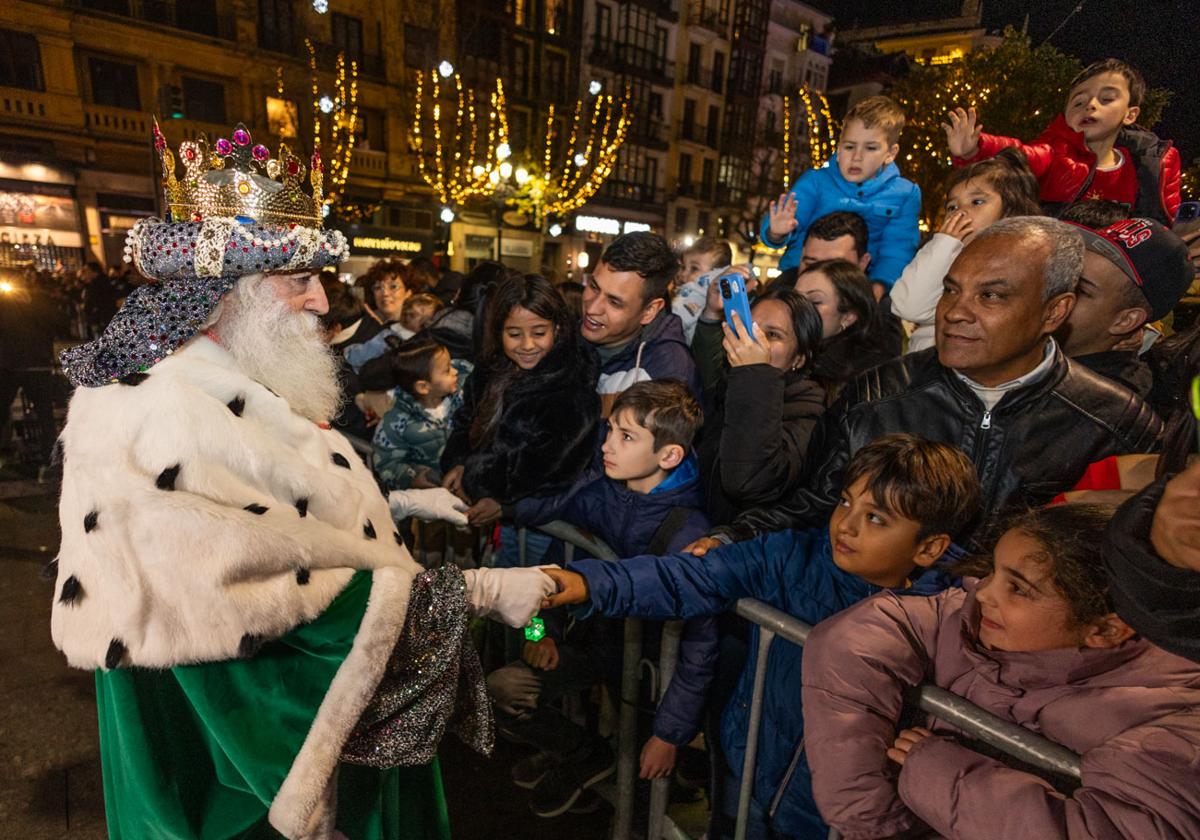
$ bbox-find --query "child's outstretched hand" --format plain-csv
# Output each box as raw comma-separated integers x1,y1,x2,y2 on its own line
639,736,678,780
540,567,589,608
766,192,800,243
939,209,975,243
887,726,935,766
523,637,560,671
942,107,982,159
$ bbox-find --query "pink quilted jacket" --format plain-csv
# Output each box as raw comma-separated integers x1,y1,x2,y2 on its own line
801,584,1200,839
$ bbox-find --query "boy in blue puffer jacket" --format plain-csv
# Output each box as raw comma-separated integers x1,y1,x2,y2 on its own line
541,434,981,838
489,379,714,819
762,96,921,295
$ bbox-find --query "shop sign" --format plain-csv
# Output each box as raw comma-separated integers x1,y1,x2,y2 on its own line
351,235,422,253
500,238,534,258
575,215,652,235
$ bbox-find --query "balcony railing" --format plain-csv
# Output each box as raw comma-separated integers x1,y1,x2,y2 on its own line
84,105,151,141
68,0,236,40
349,148,387,177
688,0,728,32
626,118,670,150
598,179,665,209
679,121,710,145
589,39,675,85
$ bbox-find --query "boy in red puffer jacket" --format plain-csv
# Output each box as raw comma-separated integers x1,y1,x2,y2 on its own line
944,58,1180,225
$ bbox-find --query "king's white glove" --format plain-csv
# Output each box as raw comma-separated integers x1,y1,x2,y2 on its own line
388,487,469,526
462,565,559,628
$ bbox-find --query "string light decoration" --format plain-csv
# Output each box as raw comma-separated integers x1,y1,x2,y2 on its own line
410,69,511,206
305,38,359,212
794,85,837,171
781,95,791,191
509,90,631,227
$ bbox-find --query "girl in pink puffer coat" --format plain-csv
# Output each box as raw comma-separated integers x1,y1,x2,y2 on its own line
801,503,1200,840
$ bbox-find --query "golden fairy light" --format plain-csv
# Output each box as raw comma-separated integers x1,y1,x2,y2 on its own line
794,84,837,170
306,38,358,210
514,89,630,226
411,69,511,206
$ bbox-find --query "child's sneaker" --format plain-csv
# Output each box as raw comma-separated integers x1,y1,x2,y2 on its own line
511,750,561,790
529,740,616,818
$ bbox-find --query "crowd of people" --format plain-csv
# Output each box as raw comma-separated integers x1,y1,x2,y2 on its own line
24,54,1200,839
351,58,1200,839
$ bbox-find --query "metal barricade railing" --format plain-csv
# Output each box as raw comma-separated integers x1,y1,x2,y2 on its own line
732,598,1083,840
515,524,684,840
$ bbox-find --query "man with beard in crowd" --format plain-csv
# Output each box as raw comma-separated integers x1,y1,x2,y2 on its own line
50,122,551,840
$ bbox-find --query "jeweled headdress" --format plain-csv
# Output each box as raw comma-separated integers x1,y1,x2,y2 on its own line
62,121,350,387
155,120,324,227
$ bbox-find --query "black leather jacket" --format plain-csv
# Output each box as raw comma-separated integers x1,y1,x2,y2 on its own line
718,346,1163,543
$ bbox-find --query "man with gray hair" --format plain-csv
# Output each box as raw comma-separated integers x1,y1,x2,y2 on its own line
687,215,1161,549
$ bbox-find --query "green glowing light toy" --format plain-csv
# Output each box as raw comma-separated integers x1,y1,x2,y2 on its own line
524,616,546,642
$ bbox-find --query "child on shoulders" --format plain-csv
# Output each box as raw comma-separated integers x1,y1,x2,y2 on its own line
542,434,982,838
761,96,922,296
672,236,734,343
945,58,1180,224
488,379,713,817
802,503,1200,839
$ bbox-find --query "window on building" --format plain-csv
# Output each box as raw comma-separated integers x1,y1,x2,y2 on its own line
594,3,611,50
266,95,300,138
332,13,364,65
88,57,140,109
181,76,226,124
768,59,784,94
649,92,663,119
175,0,220,38
509,107,531,155
682,99,696,139
404,24,437,68
645,156,659,191
545,0,566,35
678,152,693,189
706,104,720,146
675,206,688,232
79,0,129,13
698,209,710,234
258,0,295,53
510,40,531,96
543,49,567,101
356,107,385,151
687,42,701,84
711,51,725,94
701,157,715,199
0,29,44,91
655,26,668,63
507,0,531,29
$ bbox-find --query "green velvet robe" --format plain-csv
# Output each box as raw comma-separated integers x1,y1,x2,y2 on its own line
94,572,450,840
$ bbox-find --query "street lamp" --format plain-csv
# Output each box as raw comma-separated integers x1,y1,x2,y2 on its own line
318,95,335,114
439,207,456,224
548,223,563,237
437,60,455,78
588,79,603,96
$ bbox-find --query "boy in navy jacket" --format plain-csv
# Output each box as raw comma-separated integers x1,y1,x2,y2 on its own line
489,379,714,817
541,434,981,838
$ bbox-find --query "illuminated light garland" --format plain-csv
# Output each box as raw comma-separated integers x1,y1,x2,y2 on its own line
781,95,791,190
510,88,630,227
411,69,511,205
794,84,837,171
306,38,358,212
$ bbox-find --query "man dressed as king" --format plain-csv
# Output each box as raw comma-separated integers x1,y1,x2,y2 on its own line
48,121,553,839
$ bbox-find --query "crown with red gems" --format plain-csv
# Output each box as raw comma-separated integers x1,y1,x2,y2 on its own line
153,120,324,228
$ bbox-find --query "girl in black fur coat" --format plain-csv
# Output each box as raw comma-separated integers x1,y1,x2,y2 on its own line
441,273,600,528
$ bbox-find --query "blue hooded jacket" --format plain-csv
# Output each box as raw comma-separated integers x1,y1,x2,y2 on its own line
760,154,921,288
569,527,953,837
512,455,715,746
595,309,703,402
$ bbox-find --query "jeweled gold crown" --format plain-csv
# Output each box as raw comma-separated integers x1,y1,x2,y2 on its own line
153,120,325,228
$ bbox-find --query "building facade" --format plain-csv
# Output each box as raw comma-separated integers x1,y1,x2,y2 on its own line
0,0,453,273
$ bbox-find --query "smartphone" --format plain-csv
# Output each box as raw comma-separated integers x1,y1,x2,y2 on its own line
720,273,756,341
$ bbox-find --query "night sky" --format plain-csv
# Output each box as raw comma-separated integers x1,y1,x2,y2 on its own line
813,0,1200,164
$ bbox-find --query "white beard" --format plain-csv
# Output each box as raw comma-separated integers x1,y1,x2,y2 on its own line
213,274,343,423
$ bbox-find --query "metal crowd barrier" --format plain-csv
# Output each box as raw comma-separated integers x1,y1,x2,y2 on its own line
507,526,1085,840
732,598,1082,840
